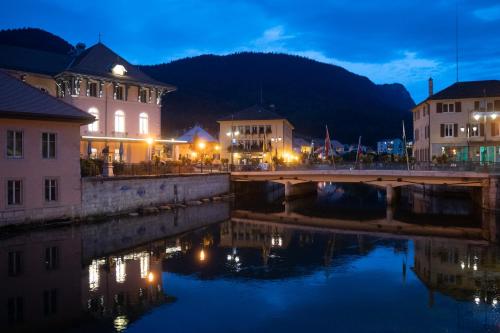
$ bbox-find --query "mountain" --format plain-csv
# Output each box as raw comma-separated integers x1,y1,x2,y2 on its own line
0,28,415,145
142,53,415,144
0,28,74,54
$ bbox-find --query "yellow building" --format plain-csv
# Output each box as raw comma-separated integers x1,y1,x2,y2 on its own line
218,105,294,165
173,125,220,162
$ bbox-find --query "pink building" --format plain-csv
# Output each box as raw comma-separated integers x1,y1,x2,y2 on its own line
0,42,177,163
0,70,94,225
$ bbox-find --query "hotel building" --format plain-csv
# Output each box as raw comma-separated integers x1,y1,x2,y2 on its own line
0,42,176,163
413,79,500,162
218,105,294,164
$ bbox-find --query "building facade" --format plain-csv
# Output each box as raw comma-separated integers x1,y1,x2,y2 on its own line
0,70,94,224
0,43,176,163
218,105,294,164
174,125,220,162
377,138,404,156
413,79,500,162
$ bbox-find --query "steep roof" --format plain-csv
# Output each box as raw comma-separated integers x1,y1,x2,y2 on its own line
428,80,500,101
63,43,175,89
218,105,292,125
0,70,94,123
0,44,72,76
176,125,218,143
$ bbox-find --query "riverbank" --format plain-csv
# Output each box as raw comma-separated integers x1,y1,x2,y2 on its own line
0,173,230,227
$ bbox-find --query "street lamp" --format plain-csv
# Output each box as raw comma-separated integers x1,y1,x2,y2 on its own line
197,141,206,173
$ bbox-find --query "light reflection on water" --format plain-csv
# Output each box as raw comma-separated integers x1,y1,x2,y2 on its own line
1,186,499,333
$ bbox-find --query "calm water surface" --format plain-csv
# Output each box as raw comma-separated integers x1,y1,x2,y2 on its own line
1,184,499,333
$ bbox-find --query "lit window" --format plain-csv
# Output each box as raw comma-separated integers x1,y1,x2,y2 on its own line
115,257,126,283
42,133,57,159
88,108,99,132
140,253,150,279
115,110,125,133
139,113,149,134
89,260,100,291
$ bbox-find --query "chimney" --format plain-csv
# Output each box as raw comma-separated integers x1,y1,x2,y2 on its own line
428,77,434,97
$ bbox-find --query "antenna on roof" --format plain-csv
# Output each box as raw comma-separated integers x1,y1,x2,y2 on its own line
455,0,459,82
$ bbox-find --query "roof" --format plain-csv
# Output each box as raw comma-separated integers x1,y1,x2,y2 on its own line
0,70,95,123
428,80,500,101
63,43,174,89
0,44,72,76
218,105,292,127
0,42,175,90
176,125,218,143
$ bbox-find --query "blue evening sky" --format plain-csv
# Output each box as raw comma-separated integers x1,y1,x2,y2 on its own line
2,0,500,102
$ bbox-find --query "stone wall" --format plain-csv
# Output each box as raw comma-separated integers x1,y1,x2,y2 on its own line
81,173,230,217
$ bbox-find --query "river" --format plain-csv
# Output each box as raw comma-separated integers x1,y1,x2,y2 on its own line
1,183,499,333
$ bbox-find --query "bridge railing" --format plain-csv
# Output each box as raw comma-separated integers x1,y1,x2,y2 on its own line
230,162,500,173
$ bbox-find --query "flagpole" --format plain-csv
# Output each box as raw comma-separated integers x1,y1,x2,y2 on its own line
354,136,362,169
402,120,410,171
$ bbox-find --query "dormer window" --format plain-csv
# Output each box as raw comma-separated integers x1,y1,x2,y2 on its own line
112,64,127,76
114,85,124,100
139,89,147,103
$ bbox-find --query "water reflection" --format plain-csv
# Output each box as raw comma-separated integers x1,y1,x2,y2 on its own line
1,185,500,332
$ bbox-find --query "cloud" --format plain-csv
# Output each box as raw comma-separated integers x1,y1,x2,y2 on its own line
474,5,500,21
254,25,295,48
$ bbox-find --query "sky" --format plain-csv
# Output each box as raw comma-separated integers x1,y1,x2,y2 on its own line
1,0,500,102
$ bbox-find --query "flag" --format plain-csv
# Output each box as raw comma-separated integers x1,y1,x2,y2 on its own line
324,125,331,158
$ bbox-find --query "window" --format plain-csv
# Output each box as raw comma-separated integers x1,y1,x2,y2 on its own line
139,113,149,134
266,125,272,134
88,108,99,132
470,123,484,137
114,110,125,133
43,289,58,316
88,82,98,97
7,131,23,158
45,246,59,270
44,179,58,202
492,122,500,137
7,297,23,324
8,251,23,276
42,133,56,159
437,102,461,113
441,123,456,137
7,180,22,206
139,89,147,103
115,85,124,100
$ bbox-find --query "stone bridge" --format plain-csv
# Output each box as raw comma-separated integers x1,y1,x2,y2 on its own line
231,169,500,211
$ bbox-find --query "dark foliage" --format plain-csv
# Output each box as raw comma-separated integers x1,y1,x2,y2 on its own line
141,52,415,144
0,28,74,54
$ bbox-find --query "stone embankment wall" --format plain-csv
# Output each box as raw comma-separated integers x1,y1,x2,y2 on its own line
81,173,230,218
